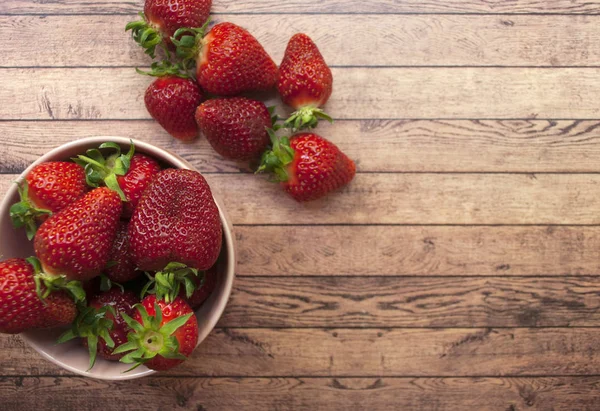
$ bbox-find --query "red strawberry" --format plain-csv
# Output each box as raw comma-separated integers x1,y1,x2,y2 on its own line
10,161,88,240
105,221,139,283
259,132,356,202
126,0,212,58
114,294,198,371
0,257,81,334
129,169,222,272
75,142,162,211
278,34,333,131
58,288,139,369
174,22,278,96
34,187,123,281
195,97,273,160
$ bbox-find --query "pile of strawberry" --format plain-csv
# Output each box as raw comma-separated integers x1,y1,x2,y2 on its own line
1,142,223,372
126,0,355,202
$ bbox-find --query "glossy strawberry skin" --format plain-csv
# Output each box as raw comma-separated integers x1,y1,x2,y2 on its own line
117,154,162,218
34,187,123,281
197,22,278,96
145,76,203,141
0,258,76,334
135,295,198,370
284,133,356,202
145,0,212,41
278,33,333,109
104,221,139,283
129,169,222,272
179,264,218,309
195,97,271,160
85,289,139,361
27,161,89,214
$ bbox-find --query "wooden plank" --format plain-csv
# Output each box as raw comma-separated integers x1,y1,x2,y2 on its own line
4,68,600,120
3,328,600,377
6,15,600,67
220,277,600,327
2,0,600,15
236,225,600,276
6,120,600,173
2,376,600,410
4,172,600,225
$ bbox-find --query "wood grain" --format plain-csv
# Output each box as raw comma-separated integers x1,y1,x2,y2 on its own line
2,376,600,411
3,0,600,14
5,15,600,67
235,225,600,276
6,120,600,173
221,277,600,327
5,68,600,120
5,173,600,225
3,328,600,377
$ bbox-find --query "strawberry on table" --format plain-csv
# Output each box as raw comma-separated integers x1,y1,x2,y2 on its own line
195,97,273,161
0,257,83,334
58,288,139,369
278,33,334,132
114,294,198,371
126,0,212,58
129,169,222,272
258,131,356,202
10,161,88,240
34,187,122,282
173,22,278,96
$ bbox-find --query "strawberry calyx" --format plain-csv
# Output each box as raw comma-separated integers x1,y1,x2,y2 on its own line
171,20,211,65
125,12,165,59
56,304,116,370
73,142,135,201
135,60,190,79
114,303,193,371
141,262,203,304
9,181,52,240
256,129,296,182
27,256,86,304
283,106,333,133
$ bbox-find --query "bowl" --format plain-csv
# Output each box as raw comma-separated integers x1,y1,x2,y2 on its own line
0,136,236,380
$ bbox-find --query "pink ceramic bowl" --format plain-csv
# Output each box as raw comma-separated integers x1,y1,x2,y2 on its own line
0,136,236,380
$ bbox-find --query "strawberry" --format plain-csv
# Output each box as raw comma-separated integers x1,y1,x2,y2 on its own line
104,221,139,283
10,161,88,240
114,294,198,371
173,22,278,96
0,257,83,334
34,187,123,282
278,34,334,131
129,169,222,272
74,141,162,212
180,263,218,309
258,132,356,202
195,97,273,160
58,288,139,369
125,0,212,58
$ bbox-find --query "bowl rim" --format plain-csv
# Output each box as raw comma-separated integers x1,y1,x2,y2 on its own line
0,136,236,380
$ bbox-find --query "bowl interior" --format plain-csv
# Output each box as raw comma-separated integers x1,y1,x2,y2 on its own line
0,136,236,380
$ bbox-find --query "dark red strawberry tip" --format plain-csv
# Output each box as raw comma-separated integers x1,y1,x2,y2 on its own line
114,297,198,371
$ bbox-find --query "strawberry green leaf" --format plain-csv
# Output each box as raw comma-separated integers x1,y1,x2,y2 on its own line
161,313,193,336
283,107,334,132
125,12,164,59
10,182,52,240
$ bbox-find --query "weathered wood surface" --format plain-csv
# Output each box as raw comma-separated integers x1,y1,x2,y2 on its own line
5,15,600,68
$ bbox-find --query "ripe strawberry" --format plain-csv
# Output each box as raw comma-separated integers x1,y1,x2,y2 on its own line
258,132,356,202
173,22,278,96
105,221,139,283
126,0,212,58
10,162,88,240
114,294,198,371
34,187,122,281
195,97,273,160
278,34,334,131
58,288,139,369
129,169,222,272
75,142,162,212
0,257,82,334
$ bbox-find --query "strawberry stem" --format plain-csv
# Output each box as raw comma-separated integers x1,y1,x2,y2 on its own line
125,12,164,59
26,256,86,304
256,129,295,182
9,181,52,240
141,263,203,303
283,107,333,132
135,60,190,79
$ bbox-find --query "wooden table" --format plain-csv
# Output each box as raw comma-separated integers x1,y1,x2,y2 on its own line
2,0,600,409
